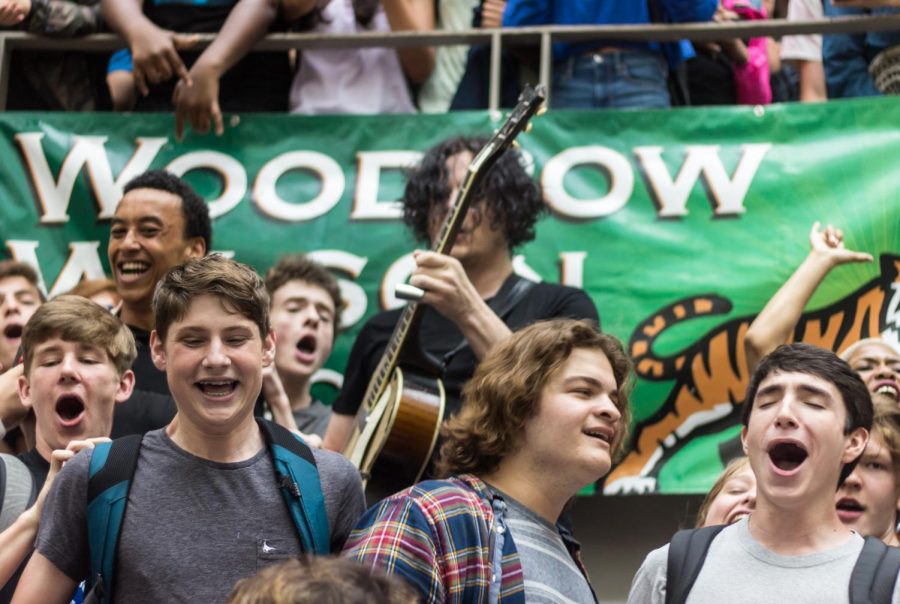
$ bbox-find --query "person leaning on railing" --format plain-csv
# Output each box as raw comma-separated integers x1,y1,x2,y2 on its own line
0,0,110,111
501,0,717,109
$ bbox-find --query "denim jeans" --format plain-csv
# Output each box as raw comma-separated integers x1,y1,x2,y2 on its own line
552,49,671,109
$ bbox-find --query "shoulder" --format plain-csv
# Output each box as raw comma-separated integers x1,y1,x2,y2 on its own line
627,543,669,604
311,446,360,484
518,280,598,321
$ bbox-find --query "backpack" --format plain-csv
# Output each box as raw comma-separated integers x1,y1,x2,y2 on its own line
666,526,900,604
0,453,37,531
83,419,330,604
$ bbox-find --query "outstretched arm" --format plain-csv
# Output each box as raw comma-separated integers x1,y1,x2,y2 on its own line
172,0,279,139
744,222,872,371
101,0,197,97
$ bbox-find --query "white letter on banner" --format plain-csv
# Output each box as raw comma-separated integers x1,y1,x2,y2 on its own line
6,240,106,297
306,250,369,330
542,146,634,218
559,252,586,288
254,152,344,222
635,144,772,218
166,151,247,220
15,134,166,223
352,151,421,220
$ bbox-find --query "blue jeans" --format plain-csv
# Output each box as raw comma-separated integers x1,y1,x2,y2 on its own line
552,50,671,110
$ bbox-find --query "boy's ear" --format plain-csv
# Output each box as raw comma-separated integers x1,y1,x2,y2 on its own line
150,330,167,371
842,427,869,464
262,329,276,368
17,371,33,410
116,369,136,404
740,426,749,455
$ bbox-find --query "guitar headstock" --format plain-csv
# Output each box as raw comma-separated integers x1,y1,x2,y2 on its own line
468,84,546,173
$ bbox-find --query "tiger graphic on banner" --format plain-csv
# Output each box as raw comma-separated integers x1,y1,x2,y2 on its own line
604,254,900,494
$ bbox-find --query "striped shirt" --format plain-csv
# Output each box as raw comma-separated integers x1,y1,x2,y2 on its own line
343,475,595,604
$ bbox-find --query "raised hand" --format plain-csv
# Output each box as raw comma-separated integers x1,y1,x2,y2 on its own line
809,221,873,266
128,22,198,96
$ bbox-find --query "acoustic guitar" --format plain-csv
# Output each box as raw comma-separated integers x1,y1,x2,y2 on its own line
344,84,547,494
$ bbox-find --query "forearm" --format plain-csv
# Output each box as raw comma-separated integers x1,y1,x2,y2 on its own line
381,0,434,83
101,0,150,39
192,0,278,78
0,509,38,586
323,412,356,453
24,0,101,37
456,297,512,360
797,60,827,102
744,252,835,370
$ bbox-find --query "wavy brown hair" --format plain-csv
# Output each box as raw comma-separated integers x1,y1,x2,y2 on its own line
435,318,633,478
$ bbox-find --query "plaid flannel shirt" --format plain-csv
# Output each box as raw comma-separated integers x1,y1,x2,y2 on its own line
343,474,595,603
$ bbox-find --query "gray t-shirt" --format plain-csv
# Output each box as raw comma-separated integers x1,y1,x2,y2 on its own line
292,399,331,438
493,488,595,604
34,428,365,603
627,517,900,604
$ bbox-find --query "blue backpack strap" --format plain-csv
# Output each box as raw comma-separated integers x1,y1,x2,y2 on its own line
85,435,143,604
257,419,330,554
665,525,726,604
850,536,900,604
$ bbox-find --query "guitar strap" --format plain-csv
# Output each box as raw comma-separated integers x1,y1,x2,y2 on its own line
438,275,537,373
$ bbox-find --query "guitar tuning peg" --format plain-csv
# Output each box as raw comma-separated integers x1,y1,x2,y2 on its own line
511,140,521,149
537,105,548,116
524,121,533,133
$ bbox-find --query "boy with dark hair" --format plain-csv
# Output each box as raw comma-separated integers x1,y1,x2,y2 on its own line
345,318,630,602
263,255,342,440
107,169,210,437
0,295,135,598
14,255,365,603
628,343,888,604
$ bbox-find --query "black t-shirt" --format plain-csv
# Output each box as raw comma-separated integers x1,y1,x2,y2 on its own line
110,325,177,439
332,275,599,419
135,1,291,113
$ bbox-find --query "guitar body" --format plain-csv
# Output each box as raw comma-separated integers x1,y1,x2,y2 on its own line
359,368,446,500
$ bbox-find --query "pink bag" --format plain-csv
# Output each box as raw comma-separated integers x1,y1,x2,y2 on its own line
724,0,772,105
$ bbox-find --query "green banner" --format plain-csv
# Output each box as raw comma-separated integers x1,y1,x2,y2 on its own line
1,98,898,494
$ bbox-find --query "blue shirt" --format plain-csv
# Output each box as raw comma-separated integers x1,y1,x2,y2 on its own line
502,0,717,63
822,0,900,98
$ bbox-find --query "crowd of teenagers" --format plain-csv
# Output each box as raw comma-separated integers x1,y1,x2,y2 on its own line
2,0,900,133
0,133,897,603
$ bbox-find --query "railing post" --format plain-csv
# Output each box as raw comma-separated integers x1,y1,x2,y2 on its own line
489,30,501,113
539,30,552,107
0,36,9,111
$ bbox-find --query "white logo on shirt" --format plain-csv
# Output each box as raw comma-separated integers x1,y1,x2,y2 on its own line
261,540,277,553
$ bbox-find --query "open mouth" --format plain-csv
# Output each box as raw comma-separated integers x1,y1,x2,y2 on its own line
768,441,808,474
583,427,614,445
117,261,151,278
294,335,318,363
3,323,23,339
195,379,238,398
836,497,865,521
874,382,899,401
55,394,85,427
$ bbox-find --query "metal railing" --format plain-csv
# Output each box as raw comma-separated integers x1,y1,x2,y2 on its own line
2,14,899,111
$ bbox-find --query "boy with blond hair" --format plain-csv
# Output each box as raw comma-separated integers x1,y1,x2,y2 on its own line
0,295,135,597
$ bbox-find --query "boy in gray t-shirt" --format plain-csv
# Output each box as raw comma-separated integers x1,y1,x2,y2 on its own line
628,343,892,604
14,255,366,603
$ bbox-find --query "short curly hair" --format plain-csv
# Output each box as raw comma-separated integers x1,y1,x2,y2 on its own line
436,318,633,478
123,170,212,254
265,254,343,331
402,136,545,250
